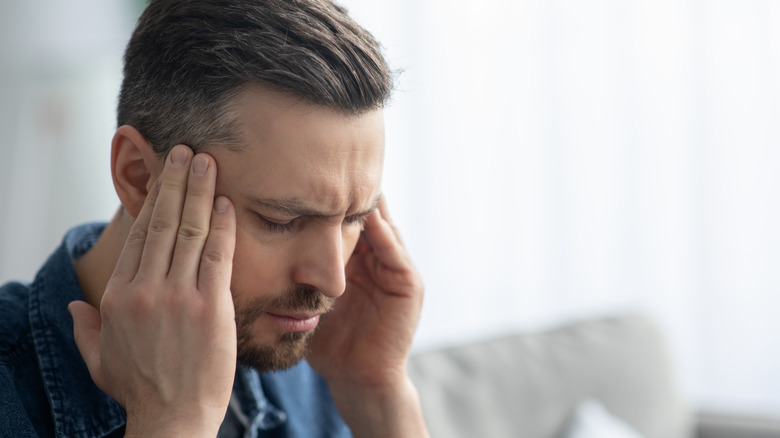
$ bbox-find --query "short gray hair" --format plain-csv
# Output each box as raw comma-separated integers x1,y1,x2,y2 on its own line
117,0,394,157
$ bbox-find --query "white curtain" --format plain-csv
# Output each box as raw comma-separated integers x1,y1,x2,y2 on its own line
2,0,779,416
343,0,780,415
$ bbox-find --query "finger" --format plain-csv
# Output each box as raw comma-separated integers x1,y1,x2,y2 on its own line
68,301,104,386
137,145,193,278
377,195,393,222
198,196,236,300
168,153,217,281
112,175,161,281
376,196,404,245
361,207,409,271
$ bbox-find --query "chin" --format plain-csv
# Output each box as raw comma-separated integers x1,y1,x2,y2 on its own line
237,330,314,373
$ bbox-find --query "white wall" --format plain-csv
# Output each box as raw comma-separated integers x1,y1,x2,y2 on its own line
0,0,134,283
343,0,780,416
2,0,779,418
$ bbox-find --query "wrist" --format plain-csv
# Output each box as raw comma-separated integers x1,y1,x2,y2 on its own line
329,375,429,438
125,420,222,438
124,404,226,438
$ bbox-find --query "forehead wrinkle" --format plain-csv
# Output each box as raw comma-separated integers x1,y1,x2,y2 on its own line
249,196,337,218
247,191,382,218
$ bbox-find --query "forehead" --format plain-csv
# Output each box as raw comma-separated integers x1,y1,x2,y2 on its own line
209,86,385,213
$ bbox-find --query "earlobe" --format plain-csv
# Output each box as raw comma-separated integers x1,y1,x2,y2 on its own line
111,125,162,218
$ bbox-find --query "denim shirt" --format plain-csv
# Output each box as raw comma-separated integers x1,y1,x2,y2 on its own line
0,223,351,438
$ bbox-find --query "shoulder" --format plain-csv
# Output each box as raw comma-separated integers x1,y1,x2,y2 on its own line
0,281,33,359
0,282,53,437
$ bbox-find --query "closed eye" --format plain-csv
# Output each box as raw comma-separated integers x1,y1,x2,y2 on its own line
345,214,368,230
256,213,297,233
256,211,369,234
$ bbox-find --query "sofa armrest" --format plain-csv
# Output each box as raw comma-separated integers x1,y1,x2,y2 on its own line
697,412,780,438
408,315,692,438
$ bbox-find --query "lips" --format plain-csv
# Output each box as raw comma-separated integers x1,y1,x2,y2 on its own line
266,312,321,332
270,312,318,320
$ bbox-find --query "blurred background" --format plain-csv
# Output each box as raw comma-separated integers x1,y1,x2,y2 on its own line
1,0,779,419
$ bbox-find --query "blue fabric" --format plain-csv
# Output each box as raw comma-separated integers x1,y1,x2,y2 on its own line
0,223,351,438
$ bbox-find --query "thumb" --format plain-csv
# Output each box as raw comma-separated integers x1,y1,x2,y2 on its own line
68,300,103,384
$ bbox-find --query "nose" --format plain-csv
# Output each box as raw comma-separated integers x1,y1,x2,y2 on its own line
291,224,347,299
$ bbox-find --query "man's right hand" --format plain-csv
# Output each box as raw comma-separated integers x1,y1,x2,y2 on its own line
68,145,237,437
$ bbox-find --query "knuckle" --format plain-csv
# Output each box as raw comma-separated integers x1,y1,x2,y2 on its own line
210,218,233,233
202,247,228,265
185,181,211,197
128,289,156,315
177,223,208,242
160,177,186,191
125,225,148,248
99,294,117,320
148,218,175,234
184,299,210,320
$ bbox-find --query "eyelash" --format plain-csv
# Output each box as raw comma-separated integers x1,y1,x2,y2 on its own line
257,214,367,234
261,217,297,233
346,215,368,230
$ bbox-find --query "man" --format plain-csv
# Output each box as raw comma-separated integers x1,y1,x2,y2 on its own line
0,1,428,437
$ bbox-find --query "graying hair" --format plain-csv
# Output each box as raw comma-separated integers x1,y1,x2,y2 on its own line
117,0,394,157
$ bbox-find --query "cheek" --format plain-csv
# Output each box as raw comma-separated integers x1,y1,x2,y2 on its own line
230,223,291,295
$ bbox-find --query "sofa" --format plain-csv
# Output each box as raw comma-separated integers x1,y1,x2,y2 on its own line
407,315,780,438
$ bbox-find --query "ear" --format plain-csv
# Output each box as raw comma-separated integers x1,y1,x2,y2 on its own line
111,125,163,218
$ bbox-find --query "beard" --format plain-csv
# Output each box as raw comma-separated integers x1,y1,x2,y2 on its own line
234,285,334,373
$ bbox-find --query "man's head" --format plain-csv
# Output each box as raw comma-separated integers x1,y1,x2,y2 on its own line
118,0,392,156
111,0,392,373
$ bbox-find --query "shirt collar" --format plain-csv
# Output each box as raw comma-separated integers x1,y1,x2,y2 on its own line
233,365,287,437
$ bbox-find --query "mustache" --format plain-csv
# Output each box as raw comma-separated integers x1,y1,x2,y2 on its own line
235,285,335,327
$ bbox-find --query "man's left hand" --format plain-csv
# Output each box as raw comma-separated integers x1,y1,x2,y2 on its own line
308,197,428,437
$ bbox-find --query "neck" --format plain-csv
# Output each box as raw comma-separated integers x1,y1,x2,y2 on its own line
74,207,133,308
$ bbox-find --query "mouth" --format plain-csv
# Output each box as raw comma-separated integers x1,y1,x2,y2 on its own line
265,312,322,332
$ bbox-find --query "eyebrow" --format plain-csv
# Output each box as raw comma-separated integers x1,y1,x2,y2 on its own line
248,194,382,219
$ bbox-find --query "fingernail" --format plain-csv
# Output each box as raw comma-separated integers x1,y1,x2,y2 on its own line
192,155,209,176
215,196,229,213
170,146,188,167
